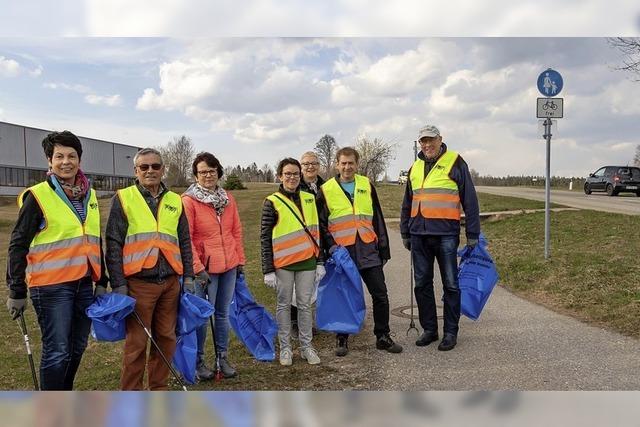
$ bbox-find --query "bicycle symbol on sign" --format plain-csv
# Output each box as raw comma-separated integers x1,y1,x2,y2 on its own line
542,99,557,111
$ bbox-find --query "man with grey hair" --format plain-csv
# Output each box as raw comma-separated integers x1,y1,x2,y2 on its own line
105,147,195,390
400,125,480,352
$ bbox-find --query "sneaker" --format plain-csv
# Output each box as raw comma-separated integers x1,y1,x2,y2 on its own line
376,334,403,353
335,335,349,357
196,362,215,381
279,348,293,366
217,353,237,378
437,333,457,351
300,347,321,365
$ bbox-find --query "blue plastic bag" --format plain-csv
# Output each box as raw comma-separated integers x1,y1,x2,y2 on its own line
86,293,137,342
176,292,214,336
172,329,198,385
316,246,366,334
229,274,278,362
458,239,499,320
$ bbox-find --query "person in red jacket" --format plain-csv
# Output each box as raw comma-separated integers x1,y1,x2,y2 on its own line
182,152,246,380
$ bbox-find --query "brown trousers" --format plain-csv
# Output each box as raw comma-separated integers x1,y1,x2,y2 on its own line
120,275,180,390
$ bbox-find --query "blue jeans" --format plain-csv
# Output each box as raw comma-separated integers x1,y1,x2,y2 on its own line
29,277,94,390
411,235,460,336
195,267,236,362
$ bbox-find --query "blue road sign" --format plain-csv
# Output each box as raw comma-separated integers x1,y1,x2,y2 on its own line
537,69,563,97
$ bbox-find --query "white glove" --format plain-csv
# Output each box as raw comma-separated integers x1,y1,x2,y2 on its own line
264,272,277,289
315,265,326,285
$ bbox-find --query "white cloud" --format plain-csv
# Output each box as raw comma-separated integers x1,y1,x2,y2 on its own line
84,94,123,107
0,56,21,77
44,82,91,93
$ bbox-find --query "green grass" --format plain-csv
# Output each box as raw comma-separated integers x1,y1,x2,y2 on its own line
482,210,640,337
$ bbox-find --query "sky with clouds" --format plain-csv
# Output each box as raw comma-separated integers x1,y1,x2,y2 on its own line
1,3,640,179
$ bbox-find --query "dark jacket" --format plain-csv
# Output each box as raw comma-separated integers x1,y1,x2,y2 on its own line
316,175,391,270
400,143,480,240
105,182,194,289
6,177,109,299
299,175,325,197
260,185,324,275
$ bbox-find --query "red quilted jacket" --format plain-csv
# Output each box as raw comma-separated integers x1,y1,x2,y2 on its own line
182,192,246,274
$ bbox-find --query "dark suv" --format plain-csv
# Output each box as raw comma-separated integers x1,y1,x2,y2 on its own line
584,166,640,196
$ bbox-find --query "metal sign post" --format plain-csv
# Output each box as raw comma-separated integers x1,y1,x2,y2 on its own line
536,68,564,260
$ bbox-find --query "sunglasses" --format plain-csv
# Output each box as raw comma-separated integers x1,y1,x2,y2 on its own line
136,163,163,171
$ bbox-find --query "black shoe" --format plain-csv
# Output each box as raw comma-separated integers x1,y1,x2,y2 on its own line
196,362,215,381
415,330,439,347
217,353,237,378
437,334,457,351
335,335,349,357
376,334,403,353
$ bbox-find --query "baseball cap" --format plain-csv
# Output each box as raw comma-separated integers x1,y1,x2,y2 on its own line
418,125,440,139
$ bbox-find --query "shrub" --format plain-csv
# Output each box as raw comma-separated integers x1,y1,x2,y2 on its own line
223,174,247,190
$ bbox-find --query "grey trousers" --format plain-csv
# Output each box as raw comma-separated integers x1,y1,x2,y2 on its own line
275,268,316,350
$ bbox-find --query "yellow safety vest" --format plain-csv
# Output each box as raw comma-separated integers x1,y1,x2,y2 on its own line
117,185,184,277
321,174,377,246
20,182,101,287
409,150,461,221
266,191,320,269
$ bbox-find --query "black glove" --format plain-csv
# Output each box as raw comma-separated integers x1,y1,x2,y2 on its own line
6,298,26,320
112,285,128,296
183,277,196,294
237,265,244,275
195,270,210,285
402,238,411,251
467,238,479,249
94,285,107,298
328,245,338,255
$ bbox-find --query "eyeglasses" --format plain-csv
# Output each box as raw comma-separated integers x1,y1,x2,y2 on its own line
301,161,319,167
136,163,163,171
197,169,218,176
283,172,300,178
419,138,439,146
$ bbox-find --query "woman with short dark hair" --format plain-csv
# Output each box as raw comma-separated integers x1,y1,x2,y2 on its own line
182,151,245,380
260,158,325,366
6,130,108,390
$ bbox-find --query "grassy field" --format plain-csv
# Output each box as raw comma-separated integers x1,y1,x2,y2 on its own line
0,182,638,390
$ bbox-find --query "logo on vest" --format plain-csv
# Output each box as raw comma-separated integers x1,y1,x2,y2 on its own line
435,164,445,171
356,189,367,194
164,204,178,213
304,198,314,204
89,202,98,210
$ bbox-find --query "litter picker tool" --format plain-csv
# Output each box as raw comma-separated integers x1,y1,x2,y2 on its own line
132,311,188,391
18,312,39,390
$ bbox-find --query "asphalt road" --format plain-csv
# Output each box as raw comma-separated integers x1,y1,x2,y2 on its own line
350,227,640,390
475,186,640,216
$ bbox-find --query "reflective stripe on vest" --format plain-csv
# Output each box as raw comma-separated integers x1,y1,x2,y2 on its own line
321,175,377,246
267,191,320,269
409,150,461,221
118,186,184,276
23,182,101,287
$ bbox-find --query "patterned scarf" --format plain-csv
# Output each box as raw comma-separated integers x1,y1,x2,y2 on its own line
48,168,89,200
184,183,229,216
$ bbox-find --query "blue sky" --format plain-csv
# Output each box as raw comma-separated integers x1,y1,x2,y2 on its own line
1,3,640,179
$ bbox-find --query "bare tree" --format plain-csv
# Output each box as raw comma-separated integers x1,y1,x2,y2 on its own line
314,134,338,178
157,135,195,187
634,144,640,166
355,134,396,183
608,37,640,80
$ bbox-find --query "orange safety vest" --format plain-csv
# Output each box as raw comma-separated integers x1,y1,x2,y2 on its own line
409,150,461,221
266,191,320,269
117,185,184,277
20,182,101,287
321,174,377,246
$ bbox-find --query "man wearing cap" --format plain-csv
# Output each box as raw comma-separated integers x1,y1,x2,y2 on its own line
400,125,480,351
